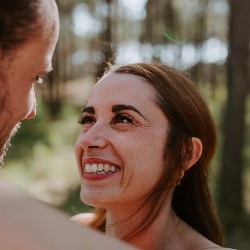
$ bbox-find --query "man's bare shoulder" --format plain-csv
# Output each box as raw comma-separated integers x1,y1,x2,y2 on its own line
0,179,136,250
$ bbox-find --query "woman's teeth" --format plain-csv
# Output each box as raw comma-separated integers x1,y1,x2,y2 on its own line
84,163,120,174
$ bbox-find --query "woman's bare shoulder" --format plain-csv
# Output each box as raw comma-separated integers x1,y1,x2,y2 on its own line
201,247,236,250
71,213,96,225
179,221,236,250
187,238,235,250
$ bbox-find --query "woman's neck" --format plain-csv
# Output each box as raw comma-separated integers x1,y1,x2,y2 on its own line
105,202,180,250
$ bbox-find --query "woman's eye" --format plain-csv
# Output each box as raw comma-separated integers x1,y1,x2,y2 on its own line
114,114,133,124
78,116,95,125
34,76,43,85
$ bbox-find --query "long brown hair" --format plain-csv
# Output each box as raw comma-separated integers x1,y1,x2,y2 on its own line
87,62,223,245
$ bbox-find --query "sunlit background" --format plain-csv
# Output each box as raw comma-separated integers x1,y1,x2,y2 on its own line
2,0,249,249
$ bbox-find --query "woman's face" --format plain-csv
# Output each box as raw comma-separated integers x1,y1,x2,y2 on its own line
75,73,170,209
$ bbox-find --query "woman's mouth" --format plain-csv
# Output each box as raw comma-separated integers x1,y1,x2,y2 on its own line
84,163,120,174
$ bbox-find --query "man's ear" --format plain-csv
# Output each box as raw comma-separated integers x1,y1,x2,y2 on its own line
185,137,203,170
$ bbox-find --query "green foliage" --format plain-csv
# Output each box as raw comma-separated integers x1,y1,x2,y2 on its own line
6,103,51,162
59,185,93,215
3,100,84,207
2,85,250,248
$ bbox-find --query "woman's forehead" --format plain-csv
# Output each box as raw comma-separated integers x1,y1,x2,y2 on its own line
95,73,154,92
87,73,159,110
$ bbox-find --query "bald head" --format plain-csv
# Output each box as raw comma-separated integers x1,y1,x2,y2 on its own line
36,0,60,41
0,0,59,57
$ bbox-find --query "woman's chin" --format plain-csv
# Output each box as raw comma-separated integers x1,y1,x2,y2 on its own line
80,193,105,207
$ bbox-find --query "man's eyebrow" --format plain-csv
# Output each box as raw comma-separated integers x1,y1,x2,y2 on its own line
39,67,53,76
112,104,147,119
81,106,95,114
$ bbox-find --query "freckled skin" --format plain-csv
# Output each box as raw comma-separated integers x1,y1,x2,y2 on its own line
74,70,227,250
75,73,170,210
1,19,59,127
0,0,59,162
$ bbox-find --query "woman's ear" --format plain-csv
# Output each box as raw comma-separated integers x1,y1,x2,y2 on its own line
185,137,203,170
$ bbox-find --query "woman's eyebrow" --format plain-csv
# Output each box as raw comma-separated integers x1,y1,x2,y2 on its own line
81,106,95,114
112,104,147,120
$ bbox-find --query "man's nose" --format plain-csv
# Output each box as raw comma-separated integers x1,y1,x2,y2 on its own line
26,101,36,120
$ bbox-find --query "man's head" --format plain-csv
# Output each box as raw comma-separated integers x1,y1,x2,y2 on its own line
0,0,60,165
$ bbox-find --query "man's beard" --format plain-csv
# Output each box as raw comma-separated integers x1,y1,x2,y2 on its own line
0,122,21,167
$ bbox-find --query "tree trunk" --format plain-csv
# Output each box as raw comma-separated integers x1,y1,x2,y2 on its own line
96,0,113,79
218,0,250,225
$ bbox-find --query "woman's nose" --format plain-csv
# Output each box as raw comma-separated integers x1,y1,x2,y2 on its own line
79,122,108,150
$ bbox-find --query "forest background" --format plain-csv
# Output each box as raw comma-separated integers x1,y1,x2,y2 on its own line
2,0,249,249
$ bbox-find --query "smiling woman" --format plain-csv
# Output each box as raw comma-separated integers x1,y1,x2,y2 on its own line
73,62,234,250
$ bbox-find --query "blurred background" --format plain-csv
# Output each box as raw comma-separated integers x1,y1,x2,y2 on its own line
2,0,249,248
